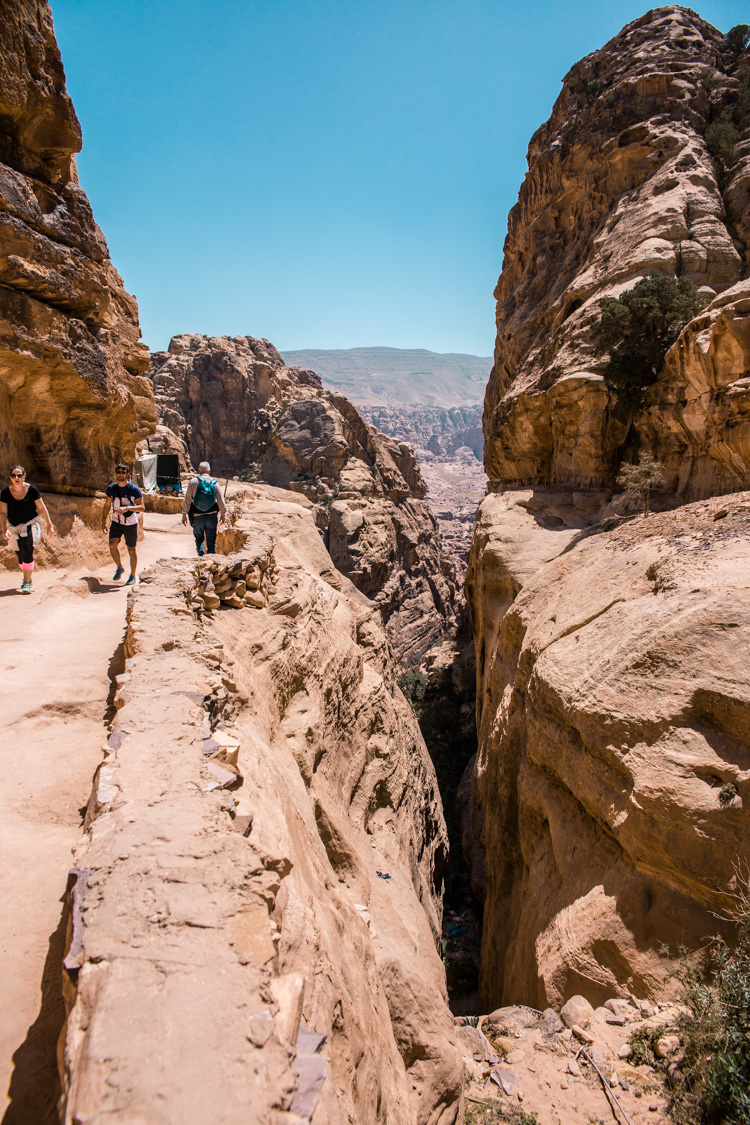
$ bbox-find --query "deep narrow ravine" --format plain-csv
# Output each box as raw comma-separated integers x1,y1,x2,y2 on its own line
399,622,483,1016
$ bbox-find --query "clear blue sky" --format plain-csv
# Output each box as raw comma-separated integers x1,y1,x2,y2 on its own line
51,0,748,355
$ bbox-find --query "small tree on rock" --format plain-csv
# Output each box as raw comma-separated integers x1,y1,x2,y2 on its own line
592,273,708,406
616,453,666,516
706,114,741,174
725,23,750,58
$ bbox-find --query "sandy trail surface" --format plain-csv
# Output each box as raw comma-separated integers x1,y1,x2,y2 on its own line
0,512,195,1123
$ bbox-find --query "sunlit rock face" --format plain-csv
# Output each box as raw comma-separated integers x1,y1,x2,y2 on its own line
485,5,750,497
60,494,463,1124
467,7,750,1013
149,333,325,478
639,280,750,498
466,489,750,1010
0,1,154,492
150,334,461,666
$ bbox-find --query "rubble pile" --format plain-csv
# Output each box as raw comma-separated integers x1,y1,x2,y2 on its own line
457,994,681,1124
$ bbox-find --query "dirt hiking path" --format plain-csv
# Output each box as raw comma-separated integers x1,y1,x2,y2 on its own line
0,513,194,1123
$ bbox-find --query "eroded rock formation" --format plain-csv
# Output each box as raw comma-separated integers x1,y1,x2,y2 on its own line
639,278,750,495
150,334,321,476
485,5,750,499
60,488,462,1123
468,7,750,1013
362,405,484,461
151,335,460,665
467,491,749,1009
0,0,154,492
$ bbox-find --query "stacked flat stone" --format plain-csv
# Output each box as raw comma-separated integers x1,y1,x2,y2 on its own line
186,549,278,613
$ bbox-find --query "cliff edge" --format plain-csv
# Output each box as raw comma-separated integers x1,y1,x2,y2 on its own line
60,489,463,1123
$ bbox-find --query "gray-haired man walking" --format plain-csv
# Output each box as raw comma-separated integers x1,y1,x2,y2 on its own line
181,461,226,555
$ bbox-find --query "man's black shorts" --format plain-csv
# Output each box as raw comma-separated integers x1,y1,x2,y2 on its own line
109,521,138,548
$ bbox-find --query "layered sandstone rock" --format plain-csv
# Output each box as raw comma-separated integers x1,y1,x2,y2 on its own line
639,279,750,496
467,490,750,1010
418,450,488,578
151,335,460,665
60,490,462,1123
485,5,749,497
468,7,750,1014
357,407,487,575
0,0,154,492
150,334,322,475
362,405,484,461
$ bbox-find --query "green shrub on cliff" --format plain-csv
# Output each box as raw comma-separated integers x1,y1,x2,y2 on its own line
616,453,666,516
397,669,428,707
706,113,740,173
704,36,750,176
665,925,750,1122
592,273,707,404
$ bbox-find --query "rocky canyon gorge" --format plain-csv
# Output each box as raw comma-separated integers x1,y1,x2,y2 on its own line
281,347,489,580
149,333,463,668
3,3,750,1124
60,496,463,1124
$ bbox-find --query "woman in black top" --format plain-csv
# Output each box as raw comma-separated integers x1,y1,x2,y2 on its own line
0,465,55,593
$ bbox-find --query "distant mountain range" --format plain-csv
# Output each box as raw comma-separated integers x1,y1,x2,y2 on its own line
280,347,491,408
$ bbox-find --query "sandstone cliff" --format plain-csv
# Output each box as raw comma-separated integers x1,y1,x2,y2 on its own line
485,5,750,499
151,334,460,666
468,6,750,1013
467,489,750,1009
0,1,154,492
60,488,462,1123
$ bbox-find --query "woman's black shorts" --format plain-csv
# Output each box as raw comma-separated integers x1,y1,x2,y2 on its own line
109,521,138,548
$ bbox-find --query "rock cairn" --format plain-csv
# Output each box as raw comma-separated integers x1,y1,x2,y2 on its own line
183,547,278,614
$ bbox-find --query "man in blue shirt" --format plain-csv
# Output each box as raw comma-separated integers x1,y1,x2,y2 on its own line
102,463,144,584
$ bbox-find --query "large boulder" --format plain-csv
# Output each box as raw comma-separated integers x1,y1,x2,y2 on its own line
467,489,750,1009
